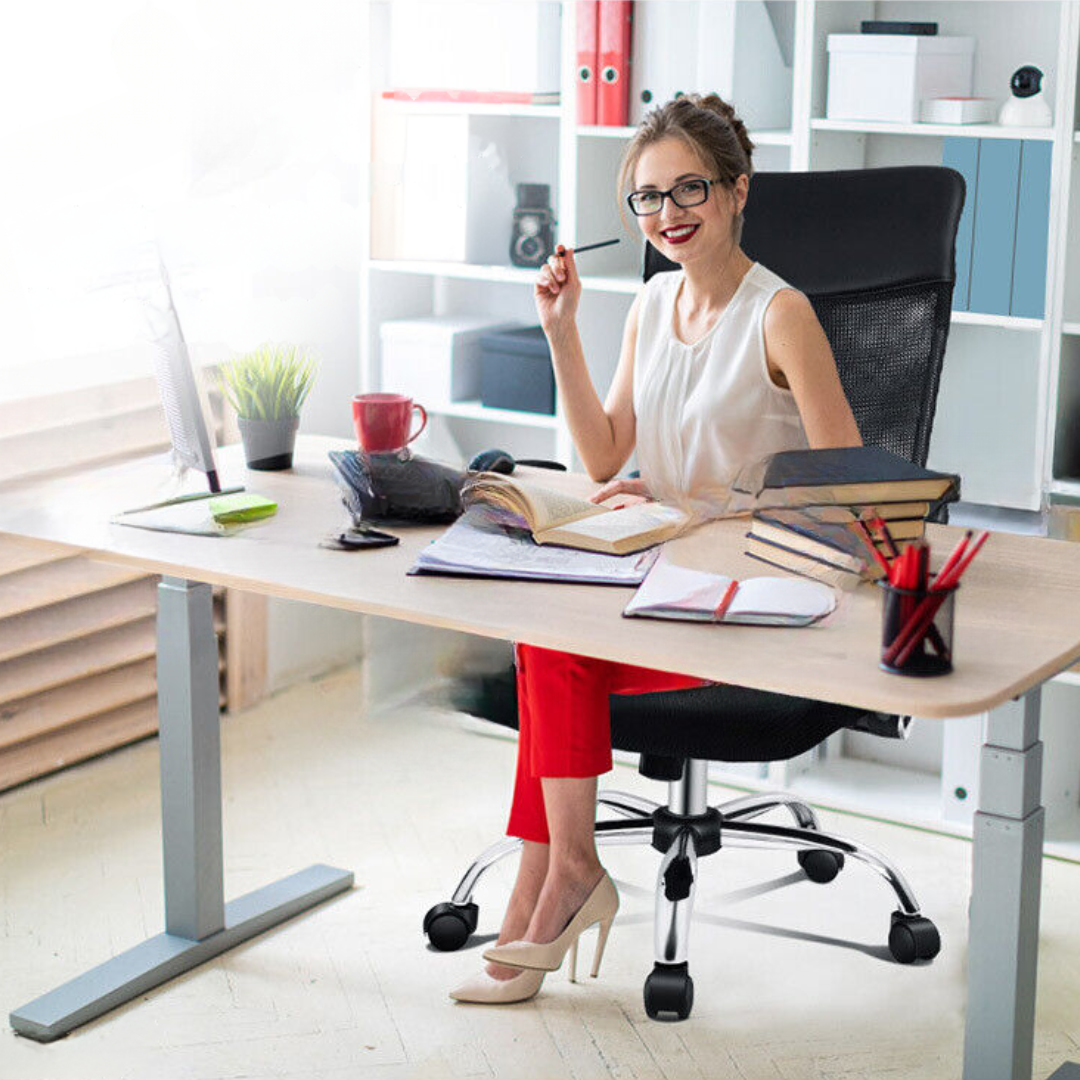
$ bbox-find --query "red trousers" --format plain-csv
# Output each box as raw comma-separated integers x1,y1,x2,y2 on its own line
506,643,704,843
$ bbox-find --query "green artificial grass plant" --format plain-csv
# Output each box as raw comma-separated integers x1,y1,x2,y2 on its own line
218,344,319,421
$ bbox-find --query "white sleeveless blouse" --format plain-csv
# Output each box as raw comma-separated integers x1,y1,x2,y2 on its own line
633,262,809,508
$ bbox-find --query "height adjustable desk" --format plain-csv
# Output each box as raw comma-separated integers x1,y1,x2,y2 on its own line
1,436,1079,1080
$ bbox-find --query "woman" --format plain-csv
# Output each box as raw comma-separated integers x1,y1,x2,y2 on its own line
450,95,861,1005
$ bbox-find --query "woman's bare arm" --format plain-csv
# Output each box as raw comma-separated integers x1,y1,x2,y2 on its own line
537,247,640,481
763,289,863,449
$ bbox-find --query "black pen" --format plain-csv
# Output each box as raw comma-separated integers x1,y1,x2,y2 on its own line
558,238,620,255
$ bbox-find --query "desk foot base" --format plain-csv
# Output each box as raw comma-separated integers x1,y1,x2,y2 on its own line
9,863,353,1042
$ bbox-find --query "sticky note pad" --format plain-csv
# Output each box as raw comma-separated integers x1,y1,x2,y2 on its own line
209,493,278,524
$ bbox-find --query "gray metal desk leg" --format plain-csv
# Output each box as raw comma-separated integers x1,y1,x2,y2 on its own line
963,689,1044,1080
10,578,353,1042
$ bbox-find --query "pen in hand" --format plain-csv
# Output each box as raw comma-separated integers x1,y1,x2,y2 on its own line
559,238,620,255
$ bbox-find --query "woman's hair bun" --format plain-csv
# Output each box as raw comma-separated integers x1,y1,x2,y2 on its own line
687,93,755,159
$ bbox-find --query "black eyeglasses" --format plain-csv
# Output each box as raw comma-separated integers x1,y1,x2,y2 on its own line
626,178,721,217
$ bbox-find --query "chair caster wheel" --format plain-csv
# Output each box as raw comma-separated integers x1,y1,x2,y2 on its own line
889,911,941,963
643,962,694,1020
798,848,845,883
423,901,478,951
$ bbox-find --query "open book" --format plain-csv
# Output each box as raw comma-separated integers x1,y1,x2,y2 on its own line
462,474,690,555
624,554,836,627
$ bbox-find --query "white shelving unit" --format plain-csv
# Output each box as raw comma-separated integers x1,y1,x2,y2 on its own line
811,117,1058,140
361,1,1080,862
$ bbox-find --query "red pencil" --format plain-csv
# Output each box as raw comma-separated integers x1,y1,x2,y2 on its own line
938,530,989,589
934,530,972,588
854,520,892,577
872,517,900,560
917,541,930,591
899,544,915,588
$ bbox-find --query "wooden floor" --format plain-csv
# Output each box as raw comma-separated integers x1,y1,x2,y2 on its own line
1,663,1079,1080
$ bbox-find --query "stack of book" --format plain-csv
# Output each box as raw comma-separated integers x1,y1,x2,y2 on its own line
746,504,928,589
734,447,961,589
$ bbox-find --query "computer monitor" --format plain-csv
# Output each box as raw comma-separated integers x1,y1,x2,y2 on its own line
148,259,222,494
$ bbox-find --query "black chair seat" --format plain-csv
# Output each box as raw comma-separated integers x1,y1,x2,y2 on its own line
609,683,865,765
450,667,871,770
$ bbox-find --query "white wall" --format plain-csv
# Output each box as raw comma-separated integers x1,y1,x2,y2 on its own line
266,599,369,694
2,0,362,439
148,1,372,685
152,0,367,442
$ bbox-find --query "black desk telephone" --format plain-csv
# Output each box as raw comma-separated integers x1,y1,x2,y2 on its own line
328,450,464,525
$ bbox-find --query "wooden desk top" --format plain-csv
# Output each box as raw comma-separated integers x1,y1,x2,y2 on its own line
2,436,1079,719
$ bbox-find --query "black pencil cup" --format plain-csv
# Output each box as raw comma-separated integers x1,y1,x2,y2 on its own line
879,579,957,676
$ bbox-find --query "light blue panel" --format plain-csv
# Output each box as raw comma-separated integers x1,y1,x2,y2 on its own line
969,139,1021,317
942,138,980,311
1010,141,1053,319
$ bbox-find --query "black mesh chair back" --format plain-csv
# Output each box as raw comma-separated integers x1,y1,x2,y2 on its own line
643,166,965,467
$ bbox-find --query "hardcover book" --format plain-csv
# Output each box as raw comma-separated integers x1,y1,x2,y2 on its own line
752,507,922,565
744,538,865,591
732,447,960,510
749,513,883,577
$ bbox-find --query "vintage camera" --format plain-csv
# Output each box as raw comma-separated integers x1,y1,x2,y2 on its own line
510,183,555,268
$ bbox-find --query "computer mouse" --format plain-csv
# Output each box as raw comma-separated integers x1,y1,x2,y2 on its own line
468,448,515,474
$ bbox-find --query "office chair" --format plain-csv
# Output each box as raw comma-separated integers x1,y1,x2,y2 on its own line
425,166,965,1020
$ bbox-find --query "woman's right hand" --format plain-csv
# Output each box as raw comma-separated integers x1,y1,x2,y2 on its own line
589,476,653,506
534,245,581,336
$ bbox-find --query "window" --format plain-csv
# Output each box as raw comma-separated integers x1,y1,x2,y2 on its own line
0,1,362,401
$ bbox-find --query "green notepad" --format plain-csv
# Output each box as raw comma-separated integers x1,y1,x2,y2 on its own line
208,493,278,524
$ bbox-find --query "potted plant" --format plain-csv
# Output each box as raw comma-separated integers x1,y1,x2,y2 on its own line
218,344,318,470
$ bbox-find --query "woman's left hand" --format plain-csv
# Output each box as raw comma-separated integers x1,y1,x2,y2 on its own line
589,476,653,506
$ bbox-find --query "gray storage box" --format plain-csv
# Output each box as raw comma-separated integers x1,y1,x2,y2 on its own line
479,326,555,415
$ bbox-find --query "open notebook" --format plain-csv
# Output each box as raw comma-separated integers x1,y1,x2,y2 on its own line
624,554,836,627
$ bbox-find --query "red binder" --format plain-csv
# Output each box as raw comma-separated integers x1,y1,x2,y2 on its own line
597,0,632,126
576,1,598,125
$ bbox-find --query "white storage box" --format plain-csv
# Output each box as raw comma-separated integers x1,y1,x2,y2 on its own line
379,315,522,406
921,96,996,125
826,34,974,124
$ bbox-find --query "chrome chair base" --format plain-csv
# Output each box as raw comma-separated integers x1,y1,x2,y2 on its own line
426,758,940,1013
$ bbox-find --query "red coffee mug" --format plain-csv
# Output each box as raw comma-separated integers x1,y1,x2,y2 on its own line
352,393,427,453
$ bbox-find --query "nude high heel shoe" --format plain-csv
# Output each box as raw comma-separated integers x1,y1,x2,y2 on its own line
448,966,545,1004
482,872,619,983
